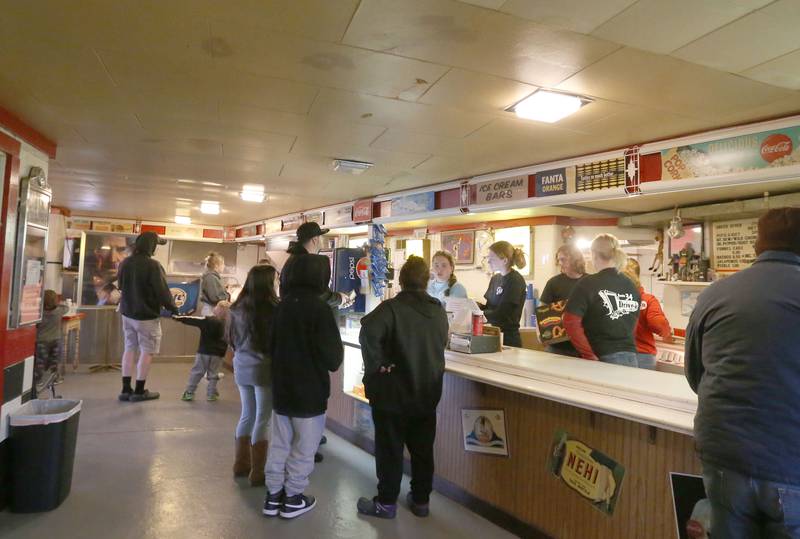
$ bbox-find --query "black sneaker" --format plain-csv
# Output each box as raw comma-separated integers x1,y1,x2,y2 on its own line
320,435,327,445
280,493,316,519
357,497,397,519
406,492,430,517
263,489,284,517
130,390,160,402
118,391,132,402
314,452,324,463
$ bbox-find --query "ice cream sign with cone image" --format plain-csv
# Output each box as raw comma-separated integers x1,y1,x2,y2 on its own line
548,430,626,515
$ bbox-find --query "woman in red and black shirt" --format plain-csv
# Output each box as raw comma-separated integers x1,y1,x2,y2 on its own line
623,258,673,370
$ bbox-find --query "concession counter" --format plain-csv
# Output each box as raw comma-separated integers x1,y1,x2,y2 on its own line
327,328,699,539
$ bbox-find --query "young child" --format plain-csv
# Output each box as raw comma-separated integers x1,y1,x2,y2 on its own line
263,255,343,519
35,290,68,390
173,301,230,402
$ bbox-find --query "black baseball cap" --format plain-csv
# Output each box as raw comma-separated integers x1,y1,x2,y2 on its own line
297,222,329,243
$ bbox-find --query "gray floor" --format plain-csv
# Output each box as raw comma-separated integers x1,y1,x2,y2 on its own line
0,363,515,539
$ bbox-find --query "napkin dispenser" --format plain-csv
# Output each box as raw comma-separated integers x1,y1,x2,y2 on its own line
448,332,501,354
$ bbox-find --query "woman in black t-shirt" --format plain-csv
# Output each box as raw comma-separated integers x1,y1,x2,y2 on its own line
479,241,527,348
563,234,640,367
540,244,586,357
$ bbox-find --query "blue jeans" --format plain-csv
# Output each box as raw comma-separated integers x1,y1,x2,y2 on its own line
636,353,656,370
236,384,272,442
703,461,800,538
599,351,638,367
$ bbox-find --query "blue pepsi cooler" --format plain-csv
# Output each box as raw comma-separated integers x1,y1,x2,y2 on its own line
332,248,366,313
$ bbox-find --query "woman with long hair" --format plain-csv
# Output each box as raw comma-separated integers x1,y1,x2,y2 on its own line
427,250,468,304
540,244,586,357
227,264,279,486
562,234,641,367
479,241,528,347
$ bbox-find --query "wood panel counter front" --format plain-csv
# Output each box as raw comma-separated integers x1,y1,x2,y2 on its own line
329,331,701,538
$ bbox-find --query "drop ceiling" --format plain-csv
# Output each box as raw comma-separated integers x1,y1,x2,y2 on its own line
1,0,800,226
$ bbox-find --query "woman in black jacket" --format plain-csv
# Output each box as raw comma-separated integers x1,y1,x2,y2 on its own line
357,256,449,520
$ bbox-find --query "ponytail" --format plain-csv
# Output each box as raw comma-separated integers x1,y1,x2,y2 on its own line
591,234,627,271
511,247,526,269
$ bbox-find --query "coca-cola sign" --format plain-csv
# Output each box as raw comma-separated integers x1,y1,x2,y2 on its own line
760,134,792,163
661,125,800,180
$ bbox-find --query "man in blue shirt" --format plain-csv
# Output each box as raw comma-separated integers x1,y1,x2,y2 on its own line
686,207,800,538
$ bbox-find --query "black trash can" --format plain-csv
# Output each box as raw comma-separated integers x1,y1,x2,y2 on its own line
9,399,81,513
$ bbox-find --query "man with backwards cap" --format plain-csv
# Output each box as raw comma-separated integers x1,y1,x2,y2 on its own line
117,231,178,402
686,207,800,538
280,222,350,307
279,222,351,463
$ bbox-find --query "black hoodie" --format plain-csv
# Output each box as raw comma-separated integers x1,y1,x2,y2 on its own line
118,232,177,320
270,255,343,417
280,242,343,308
359,290,449,414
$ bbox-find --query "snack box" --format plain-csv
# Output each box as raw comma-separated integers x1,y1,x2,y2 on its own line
536,300,570,345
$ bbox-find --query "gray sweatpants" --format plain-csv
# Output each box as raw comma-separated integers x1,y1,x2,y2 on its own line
185,353,223,395
265,412,326,497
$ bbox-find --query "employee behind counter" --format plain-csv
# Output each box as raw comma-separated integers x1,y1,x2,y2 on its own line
478,241,527,348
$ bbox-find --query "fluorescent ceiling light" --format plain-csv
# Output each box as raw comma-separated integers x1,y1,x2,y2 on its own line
509,90,588,123
175,215,192,225
200,201,220,215
332,159,373,175
240,184,266,203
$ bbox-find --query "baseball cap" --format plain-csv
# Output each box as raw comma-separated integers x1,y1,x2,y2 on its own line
297,222,330,243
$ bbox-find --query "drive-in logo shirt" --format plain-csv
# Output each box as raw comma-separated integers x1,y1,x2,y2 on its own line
598,290,639,320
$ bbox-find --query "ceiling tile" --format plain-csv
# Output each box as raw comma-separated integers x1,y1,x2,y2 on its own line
744,50,800,90
311,88,495,138
672,0,800,73
455,0,506,9
418,68,537,115
210,0,360,43
209,20,448,100
500,0,637,34
558,47,792,119
137,115,296,152
591,0,772,54
342,0,620,87
370,129,468,157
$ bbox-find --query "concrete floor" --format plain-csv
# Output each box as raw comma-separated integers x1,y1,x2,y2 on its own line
0,363,516,539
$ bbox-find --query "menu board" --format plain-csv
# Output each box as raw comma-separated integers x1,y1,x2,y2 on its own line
712,218,758,271
472,175,529,205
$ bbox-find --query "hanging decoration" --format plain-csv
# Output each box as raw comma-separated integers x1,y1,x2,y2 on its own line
368,224,388,298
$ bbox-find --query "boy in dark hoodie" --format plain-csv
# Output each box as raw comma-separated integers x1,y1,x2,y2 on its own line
357,256,449,519
117,231,178,402
263,254,343,520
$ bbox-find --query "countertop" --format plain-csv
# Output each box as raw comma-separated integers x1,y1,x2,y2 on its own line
340,330,697,436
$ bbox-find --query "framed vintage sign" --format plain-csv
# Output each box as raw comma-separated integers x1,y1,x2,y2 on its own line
441,230,475,265
461,409,509,456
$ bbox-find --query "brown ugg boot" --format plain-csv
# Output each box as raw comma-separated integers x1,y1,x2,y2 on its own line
249,440,268,486
233,436,251,477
